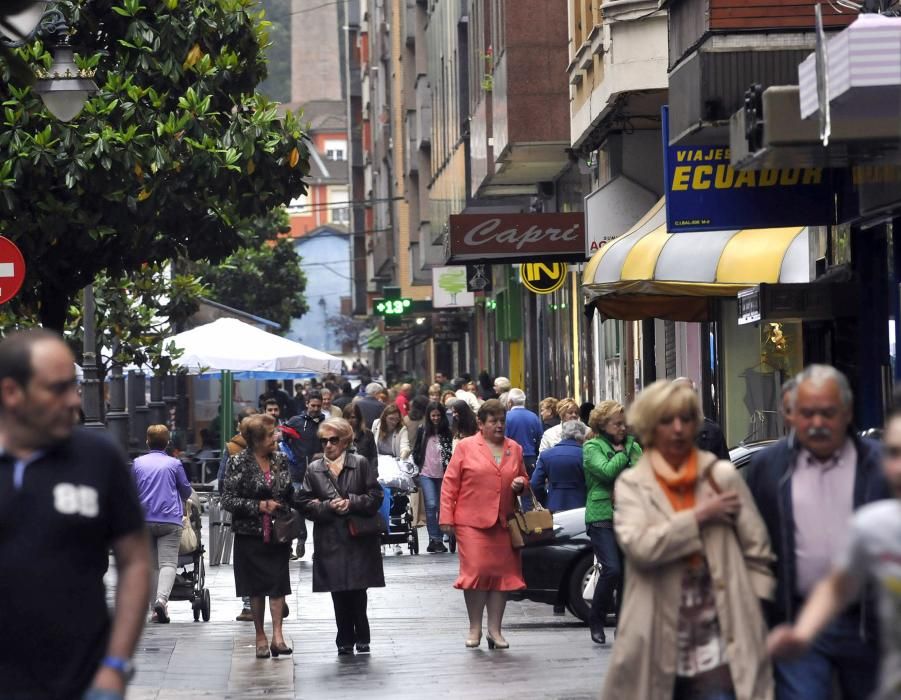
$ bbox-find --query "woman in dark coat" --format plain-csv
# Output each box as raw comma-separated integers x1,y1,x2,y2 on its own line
221,413,294,658
296,417,385,655
343,402,377,468
530,419,588,512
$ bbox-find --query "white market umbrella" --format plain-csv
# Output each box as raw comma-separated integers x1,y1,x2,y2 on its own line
164,317,343,375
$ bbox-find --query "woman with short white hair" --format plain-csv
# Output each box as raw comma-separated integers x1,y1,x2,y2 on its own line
530,420,587,513
296,417,385,656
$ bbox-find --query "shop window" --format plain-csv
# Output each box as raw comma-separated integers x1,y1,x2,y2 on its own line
830,223,852,267
720,299,804,447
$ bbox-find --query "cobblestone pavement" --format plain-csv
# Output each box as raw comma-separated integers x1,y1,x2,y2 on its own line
111,517,611,699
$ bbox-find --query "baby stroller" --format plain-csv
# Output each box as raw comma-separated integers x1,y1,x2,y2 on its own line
378,457,420,555
168,498,211,621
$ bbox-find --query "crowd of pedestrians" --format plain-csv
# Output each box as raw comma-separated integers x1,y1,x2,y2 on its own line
217,366,901,698
4,327,901,700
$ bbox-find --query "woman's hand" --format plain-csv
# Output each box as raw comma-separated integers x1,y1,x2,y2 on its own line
694,490,741,526
328,497,350,514
259,499,279,514
511,476,526,494
440,524,455,536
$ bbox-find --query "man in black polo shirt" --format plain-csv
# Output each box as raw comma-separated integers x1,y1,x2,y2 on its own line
0,329,150,700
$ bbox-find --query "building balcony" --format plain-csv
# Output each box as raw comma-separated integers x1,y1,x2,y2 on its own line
664,0,853,147
569,0,668,149
405,0,416,46
405,110,419,177
476,0,571,197
415,76,432,149
349,67,362,98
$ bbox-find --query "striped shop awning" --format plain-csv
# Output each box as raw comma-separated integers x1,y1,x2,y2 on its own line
582,198,810,322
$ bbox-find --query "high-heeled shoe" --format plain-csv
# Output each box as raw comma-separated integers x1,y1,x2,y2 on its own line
486,634,509,650
465,635,481,648
255,643,271,658
270,642,293,657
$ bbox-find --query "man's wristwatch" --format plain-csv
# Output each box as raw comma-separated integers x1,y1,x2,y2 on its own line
101,656,135,682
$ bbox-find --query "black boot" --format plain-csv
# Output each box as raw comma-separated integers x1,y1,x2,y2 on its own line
590,624,606,645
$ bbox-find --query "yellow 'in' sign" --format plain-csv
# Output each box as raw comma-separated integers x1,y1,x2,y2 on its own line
521,262,568,294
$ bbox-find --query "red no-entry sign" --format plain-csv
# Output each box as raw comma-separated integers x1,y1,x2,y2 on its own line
0,237,26,304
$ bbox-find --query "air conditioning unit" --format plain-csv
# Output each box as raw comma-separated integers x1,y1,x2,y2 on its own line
737,282,856,326
731,85,901,171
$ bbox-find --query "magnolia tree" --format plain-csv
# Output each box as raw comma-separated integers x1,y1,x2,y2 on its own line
0,0,311,332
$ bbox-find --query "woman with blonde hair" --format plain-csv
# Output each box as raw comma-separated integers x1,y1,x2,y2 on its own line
582,400,642,644
538,398,581,453
538,397,559,431
601,380,775,700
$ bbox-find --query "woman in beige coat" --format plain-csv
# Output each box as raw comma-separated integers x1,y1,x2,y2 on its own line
602,380,775,700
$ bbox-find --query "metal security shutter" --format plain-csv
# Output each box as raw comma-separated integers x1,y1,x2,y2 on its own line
665,320,677,379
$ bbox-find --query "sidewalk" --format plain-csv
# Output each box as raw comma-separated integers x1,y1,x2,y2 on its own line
114,519,610,699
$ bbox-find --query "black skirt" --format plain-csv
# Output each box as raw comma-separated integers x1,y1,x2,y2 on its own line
233,534,291,597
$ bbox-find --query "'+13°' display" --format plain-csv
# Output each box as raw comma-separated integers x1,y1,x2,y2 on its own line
375,298,412,315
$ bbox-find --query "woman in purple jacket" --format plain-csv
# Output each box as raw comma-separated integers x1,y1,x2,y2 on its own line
132,424,193,623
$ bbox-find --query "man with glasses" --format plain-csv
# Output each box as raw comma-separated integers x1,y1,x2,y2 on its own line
768,398,901,699
0,329,149,700
745,364,891,700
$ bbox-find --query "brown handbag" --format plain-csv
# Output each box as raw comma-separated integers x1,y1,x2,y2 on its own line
506,485,555,549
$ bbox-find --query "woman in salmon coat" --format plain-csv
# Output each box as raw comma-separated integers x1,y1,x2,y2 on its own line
440,399,529,650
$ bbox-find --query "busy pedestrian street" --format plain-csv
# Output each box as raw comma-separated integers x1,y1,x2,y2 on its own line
6,0,901,699
112,528,605,700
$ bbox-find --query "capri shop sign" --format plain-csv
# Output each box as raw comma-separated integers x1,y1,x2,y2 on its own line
447,212,586,263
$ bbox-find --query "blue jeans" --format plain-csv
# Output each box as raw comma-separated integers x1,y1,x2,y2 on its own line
419,476,443,541
83,691,124,700
587,521,621,630
774,612,878,700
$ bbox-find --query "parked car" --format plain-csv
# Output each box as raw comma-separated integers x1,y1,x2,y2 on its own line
511,440,776,622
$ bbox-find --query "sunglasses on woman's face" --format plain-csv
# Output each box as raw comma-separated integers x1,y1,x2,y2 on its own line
319,436,341,446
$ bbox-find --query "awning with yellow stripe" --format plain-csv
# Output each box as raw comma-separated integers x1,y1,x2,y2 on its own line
582,198,810,322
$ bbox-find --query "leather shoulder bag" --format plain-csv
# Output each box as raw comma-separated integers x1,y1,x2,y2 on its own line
506,484,555,549
273,507,303,544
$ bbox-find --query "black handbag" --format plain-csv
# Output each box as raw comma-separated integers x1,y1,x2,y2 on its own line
272,507,303,544
324,469,387,538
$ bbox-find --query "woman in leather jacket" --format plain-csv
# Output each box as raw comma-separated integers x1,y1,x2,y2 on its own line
222,413,294,658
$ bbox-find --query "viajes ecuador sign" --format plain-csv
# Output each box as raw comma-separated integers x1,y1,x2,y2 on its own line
662,106,833,232
447,212,586,264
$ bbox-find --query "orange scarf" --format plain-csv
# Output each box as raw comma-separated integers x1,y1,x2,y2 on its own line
651,449,702,566
650,448,699,512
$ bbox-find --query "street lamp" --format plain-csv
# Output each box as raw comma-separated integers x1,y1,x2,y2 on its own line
0,3,98,122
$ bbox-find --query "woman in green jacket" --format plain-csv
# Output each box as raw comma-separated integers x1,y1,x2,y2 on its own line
583,400,642,645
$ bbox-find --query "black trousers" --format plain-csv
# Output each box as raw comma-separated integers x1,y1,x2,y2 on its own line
331,590,370,647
